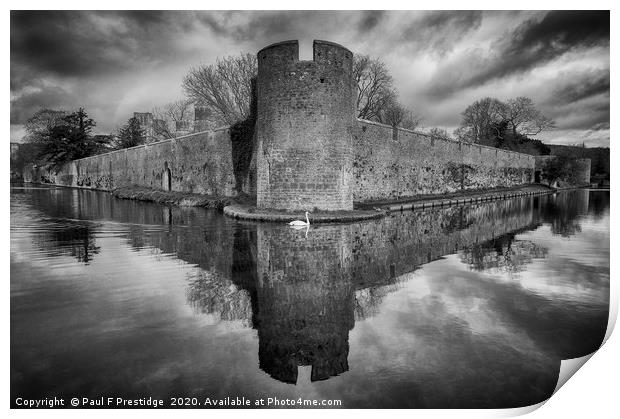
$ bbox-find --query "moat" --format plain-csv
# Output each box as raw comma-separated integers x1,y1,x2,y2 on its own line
10,185,609,408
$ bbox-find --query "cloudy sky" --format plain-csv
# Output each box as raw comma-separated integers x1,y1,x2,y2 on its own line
10,10,610,147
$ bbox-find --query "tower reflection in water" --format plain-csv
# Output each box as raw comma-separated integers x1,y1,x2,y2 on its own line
21,185,600,388
184,194,565,385
256,225,355,384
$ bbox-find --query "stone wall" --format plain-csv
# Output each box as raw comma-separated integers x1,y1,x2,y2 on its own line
23,118,552,205
23,128,237,196
256,40,355,211
352,119,536,202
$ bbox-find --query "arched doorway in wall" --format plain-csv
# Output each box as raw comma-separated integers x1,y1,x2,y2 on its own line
534,170,541,183
163,162,172,191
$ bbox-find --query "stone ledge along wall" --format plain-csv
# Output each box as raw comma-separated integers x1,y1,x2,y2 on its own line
23,129,237,197
352,119,536,202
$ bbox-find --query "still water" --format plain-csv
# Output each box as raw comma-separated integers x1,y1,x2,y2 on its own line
10,185,609,408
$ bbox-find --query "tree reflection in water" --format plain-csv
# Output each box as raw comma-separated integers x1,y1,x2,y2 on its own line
182,193,589,385
536,189,590,237
15,184,606,393
460,231,549,273
32,222,101,264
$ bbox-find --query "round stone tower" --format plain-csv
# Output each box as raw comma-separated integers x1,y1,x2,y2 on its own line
256,40,355,211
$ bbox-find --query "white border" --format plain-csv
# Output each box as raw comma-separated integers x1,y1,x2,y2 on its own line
4,2,617,418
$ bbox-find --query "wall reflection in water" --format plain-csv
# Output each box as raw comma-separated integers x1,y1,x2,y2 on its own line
176,189,595,386
12,186,607,395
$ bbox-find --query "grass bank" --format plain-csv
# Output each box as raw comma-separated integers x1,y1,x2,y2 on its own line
223,204,386,223
112,183,556,214
111,186,254,210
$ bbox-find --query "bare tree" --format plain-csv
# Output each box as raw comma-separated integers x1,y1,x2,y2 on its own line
152,99,194,139
150,115,173,139
182,53,257,126
23,108,67,143
379,95,421,130
353,55,422,130
182,51,420,130
498,96,556,137
15,109,67,169
353,54,395,121
167,99,193,125
459,97,504,143
427,127,452,141
453,126,474,143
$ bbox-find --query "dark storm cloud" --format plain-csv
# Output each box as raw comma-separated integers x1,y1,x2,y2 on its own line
560,104,609,131
590,122,610,131
534,66,609,133
9,10,610,146
10,10,207,129
429,10,610,98
398,11,483,55
194,11,345,44
542,99,609,133
357,11,386,32
506,10,609,59
497,10,609,77
10,10,192,83
194,12,234,37
239,11,307,41
12,11,124,78
10,83,76,125
546,68,610,105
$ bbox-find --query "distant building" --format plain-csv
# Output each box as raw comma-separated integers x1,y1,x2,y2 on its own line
193,103,211,132
133,112,156,142
175,121,192,132
132,102,212,140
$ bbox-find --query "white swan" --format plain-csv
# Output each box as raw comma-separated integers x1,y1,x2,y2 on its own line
289,211,310,226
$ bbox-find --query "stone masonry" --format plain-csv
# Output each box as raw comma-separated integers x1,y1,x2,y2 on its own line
256,40,355,211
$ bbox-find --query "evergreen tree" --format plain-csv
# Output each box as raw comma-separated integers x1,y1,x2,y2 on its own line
115,117,146,149
35,108,106,167
541,155,574,186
